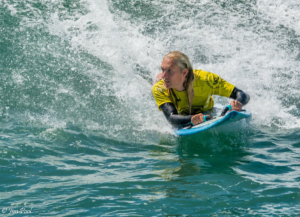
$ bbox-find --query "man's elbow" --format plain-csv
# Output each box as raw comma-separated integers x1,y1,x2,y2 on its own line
238,91,250,106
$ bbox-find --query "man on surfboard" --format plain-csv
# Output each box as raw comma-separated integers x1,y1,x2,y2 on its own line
153,51,250,128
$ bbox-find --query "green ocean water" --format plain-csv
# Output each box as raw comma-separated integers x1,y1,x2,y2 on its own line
1,0,300,216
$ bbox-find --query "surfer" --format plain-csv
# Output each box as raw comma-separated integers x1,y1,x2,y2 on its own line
153,51,250,128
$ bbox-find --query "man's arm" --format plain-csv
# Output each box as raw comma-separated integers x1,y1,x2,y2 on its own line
160,103,193,128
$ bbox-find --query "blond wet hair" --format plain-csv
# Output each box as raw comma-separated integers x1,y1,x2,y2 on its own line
163,51,194,115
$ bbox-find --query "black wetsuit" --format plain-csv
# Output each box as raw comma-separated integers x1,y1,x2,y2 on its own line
160,87,250,129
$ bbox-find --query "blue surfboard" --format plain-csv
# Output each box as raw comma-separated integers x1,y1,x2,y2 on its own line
174,107,251,136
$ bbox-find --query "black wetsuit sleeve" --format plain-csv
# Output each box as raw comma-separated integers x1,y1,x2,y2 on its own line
160,103,193,128
230,87,250,106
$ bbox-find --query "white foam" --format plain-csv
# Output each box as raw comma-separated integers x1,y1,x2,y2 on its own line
4,0,300,135
257,0,300,35
46,0,170,135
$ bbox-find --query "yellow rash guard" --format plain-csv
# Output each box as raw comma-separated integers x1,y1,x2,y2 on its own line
153,69,235,115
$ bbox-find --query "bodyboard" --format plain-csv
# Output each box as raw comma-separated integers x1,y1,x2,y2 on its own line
174,108,251,136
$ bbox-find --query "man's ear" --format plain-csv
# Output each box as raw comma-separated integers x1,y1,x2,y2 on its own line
183,68,188,77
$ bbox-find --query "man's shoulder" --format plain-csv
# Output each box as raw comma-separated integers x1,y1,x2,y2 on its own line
193,69,223,88
193,69,210,86
193,69,211,78
153,80,167,95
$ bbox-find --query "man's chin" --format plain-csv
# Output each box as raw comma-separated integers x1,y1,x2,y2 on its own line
164,82,171,88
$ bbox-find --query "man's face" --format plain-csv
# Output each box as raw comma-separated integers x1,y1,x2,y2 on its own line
161,58,187,91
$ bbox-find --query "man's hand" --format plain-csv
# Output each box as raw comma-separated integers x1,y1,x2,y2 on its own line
230,100,242,111
191,113,212,125
155,73,163,83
